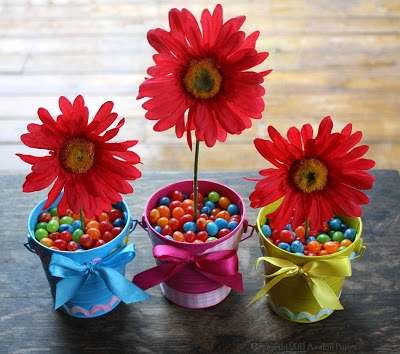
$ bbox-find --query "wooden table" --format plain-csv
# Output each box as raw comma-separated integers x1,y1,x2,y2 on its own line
1,170,399,353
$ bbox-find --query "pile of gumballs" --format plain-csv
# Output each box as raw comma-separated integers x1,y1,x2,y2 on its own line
148,190,241,243
33,206,126,251
261,217,357,256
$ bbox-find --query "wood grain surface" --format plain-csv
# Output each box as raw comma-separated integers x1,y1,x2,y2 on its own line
0,170,399,353
0,0,399,173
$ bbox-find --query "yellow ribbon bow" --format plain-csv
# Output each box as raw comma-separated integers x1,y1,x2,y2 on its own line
248,256,352,309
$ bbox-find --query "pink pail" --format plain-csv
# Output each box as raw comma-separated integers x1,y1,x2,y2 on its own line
139,180,253,309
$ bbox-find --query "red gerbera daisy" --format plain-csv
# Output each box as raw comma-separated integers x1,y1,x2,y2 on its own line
137,4,271,149
246,116,376,230
16,95,142,218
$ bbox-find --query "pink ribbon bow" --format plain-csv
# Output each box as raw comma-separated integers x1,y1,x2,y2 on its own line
132,245,243,292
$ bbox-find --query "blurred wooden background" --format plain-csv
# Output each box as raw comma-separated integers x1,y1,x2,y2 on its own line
1,0,399,174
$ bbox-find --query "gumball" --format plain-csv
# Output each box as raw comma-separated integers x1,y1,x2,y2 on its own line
172,207,185,220
181,199,194,212
196,217,208,231
157,205,171,219
49,207,59,217
35,228,48,241
204,200,215,210
280,229,295,244
214,218,229,231
196,231,209,242
344,228,356,241
218,228,231,238
328,218,342,231
340,239,353,248
99,221,113,234
183,221,197,233
168,217,181,231
46,219,60,233
278,242,291,252
149,208,161,224
86,220,100,230
60,216,74,225
332,231,344,243
294,225,305,239
228,220,239,231
172,231,185,242
103,231,114,243
316,233,331,244
94,239,106,248
307,240,321,254
190,192,203,203
59,230,72,242
86,227,101,240
40,238,53,248
184,231,197,243
67,241,79,251
218,196,231,210
111,227,123,237
38,212,52,223
261,224,272,237
79,234,93,248
162,225,173,236
112,218,125,228
72,229,84,243
179,214,194,227
290,240,304,253
49,231,61,241
208,191,220,203
157,217,169,228
108,208,123,221
98,212,110,223
206,222,219,237
271,229,280,242
169,200,182,211
227,204,239,216
158,196,171,206
171,190,183,202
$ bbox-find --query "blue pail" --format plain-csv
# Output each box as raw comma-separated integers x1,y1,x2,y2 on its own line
25,194,137,318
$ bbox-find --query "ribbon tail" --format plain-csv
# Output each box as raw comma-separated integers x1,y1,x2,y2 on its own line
247,272,289,307
306,277,344,310
54,275,88,309
98,267,150,304
132,262,187,290
197,270,243,292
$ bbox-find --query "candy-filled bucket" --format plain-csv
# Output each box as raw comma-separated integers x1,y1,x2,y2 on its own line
134,180,253,309
251,199,366,323
25,193,150,318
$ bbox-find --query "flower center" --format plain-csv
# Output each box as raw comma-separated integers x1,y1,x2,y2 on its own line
290,157,328,193
59,137,95,174
183,58,222,99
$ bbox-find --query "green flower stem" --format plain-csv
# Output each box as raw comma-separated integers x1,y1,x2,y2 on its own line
193,140,200,220
305,217,309,240
80,206,86,233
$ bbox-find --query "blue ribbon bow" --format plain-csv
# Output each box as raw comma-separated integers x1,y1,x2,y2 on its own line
48,244,150,309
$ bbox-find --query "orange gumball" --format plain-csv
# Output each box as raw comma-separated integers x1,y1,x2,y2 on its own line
341,239,353,247
323,241,339,254
86,227,101,240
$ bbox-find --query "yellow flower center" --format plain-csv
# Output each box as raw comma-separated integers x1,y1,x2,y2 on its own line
59,137,95,174
290,157,328,193
183,58,222,99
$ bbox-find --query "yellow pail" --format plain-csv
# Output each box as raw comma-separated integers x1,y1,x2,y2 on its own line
255,199,366,323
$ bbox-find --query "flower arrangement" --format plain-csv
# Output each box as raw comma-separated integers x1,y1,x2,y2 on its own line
137,4,271,216
245,116,376,322
18,95,149,317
